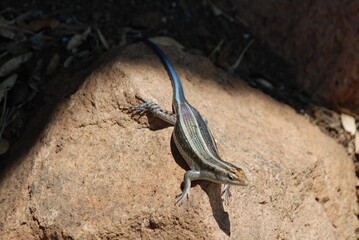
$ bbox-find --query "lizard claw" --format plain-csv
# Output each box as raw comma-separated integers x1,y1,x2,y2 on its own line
128,101,158,116
221,184,232,205
175,192,189,206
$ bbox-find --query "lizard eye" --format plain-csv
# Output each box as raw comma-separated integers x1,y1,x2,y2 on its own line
228,175,234,181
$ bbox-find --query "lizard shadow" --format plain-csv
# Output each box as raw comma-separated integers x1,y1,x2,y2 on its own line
169,136,232,237
139,114,233,236
131,111,174,130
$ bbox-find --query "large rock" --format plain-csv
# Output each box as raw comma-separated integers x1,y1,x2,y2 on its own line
0,43,357,239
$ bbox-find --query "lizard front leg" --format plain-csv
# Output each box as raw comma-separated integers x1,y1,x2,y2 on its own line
222,184,232,205
128,100,176,125
175,170,201,205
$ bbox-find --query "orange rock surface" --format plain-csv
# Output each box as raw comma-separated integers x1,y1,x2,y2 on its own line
0,43,357,239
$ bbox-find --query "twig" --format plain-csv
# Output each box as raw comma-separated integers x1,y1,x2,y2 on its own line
228,39,254,74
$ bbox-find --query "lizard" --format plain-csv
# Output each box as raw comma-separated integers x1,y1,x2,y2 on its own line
128,38,248,205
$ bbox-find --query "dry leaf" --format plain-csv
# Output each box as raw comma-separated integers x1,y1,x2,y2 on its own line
28,59,43,91
0,26,16,40
75,50,90,58
15,10,35,23
340,113,356,135
0,17,16,40
63,56,74,68
255,77,274,90
210,2,225,16
27,19,60,32
0,52,7,61
67,26,91,50
208,1,235,22
46,54,60,75
0,138,9,155
0,73,17,100
0,53,32,77
96,27,109,50
30,32,47,49
149,36,185,50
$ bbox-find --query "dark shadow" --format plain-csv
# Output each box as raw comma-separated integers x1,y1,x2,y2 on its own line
201,183,231,236
0,60,96,175
130,111,174,131
170,135,190,171
0,46,126,177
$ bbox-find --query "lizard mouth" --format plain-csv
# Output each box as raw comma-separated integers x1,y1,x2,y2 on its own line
238,175,249,186
241,181,249,186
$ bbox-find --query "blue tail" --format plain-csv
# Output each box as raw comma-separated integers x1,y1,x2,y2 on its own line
140,38,186,104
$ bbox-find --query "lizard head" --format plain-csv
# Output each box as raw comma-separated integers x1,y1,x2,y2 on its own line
225,166,248,186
